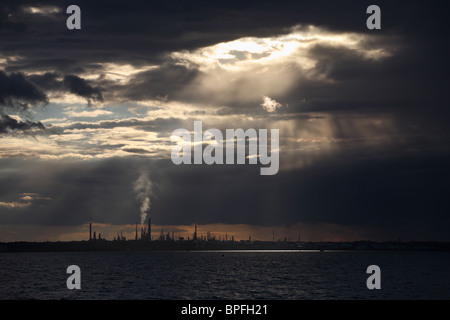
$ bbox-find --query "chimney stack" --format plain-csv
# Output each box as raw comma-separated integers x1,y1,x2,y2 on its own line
148,218,151,241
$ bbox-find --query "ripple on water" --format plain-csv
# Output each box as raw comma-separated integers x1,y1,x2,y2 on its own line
1,251,449,299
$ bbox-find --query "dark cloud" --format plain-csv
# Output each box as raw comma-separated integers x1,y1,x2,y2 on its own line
122,148,153,154
1,0,441,73
0,0,305,71
291,42,448,112
27,72,104,104
54,117,183,134
63,75,103,103
0,158,159,226
0,0,449,241
1,1,447,114
0,70,103,119
0,71,47,111
0,156,449,240
118,64,199,102
0,114,45,134
28,72,61,90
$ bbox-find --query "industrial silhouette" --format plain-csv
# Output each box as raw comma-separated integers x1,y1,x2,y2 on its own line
2,216,449,252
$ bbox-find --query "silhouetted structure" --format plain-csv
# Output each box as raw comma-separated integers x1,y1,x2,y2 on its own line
148,218,151,241
2,216,450,253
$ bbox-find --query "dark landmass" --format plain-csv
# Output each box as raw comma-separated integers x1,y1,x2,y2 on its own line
1,239,450,253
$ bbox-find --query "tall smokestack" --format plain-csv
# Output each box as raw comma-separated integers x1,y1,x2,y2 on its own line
89,222,92,241
194,224,197,241
148,218,151,241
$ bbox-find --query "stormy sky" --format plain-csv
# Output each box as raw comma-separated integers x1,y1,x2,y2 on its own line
0,0,449,241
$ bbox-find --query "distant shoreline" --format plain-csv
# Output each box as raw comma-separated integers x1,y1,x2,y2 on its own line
1,240,449,253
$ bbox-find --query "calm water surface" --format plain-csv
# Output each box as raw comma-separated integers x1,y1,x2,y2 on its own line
0,250,449,299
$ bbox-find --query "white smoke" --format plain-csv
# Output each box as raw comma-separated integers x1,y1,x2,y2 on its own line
133,172,153,225
261,96,282,113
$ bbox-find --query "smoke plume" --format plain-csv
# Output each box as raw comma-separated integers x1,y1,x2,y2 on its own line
133,171,153,225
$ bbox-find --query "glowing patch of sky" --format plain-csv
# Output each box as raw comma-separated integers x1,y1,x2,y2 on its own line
171,25,391,72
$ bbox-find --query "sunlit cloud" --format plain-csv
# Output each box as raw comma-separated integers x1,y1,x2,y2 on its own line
261,96,283,113
47,92,92,105
165,25,395,107
0,24,398,169
95,63,158,83
19,193,52,201
171,25,392,71
65,109,113,118
0,201,31,209
0,192,52,209
24,6,61,15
